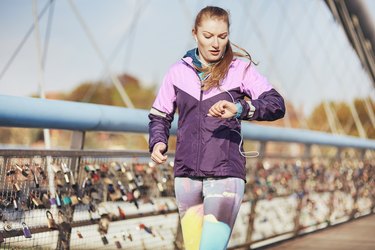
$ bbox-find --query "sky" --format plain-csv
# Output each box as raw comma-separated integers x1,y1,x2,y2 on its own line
0,0,374,116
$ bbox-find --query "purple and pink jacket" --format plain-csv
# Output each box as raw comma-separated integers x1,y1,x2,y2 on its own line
149,49,285,181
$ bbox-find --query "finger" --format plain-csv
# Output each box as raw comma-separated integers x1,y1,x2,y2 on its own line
151,155,162,164
214,102,225,113
151,152,163,164
209,105,223,116
208,109,221,117
152,151,168,164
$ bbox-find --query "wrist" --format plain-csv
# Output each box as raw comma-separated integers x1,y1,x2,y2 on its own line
235,102,243,119
153,142,166,152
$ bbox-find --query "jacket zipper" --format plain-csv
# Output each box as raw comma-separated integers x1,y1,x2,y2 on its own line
183,59,204,174
197,87,203,173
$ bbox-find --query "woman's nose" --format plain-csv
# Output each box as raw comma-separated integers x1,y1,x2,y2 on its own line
212,37,219,48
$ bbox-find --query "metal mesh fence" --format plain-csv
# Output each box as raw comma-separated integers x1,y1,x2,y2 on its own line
0,149,373,249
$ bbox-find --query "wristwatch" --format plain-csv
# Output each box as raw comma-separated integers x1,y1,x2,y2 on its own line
247,100,256,118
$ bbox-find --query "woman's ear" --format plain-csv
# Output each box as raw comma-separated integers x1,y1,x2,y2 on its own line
192,29,197,42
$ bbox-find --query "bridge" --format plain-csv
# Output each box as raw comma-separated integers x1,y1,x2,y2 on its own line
0,0,374,249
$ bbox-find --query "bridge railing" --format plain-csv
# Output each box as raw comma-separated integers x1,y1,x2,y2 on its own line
0,95,374,249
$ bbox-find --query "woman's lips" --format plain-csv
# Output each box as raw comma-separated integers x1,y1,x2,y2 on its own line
209,50,220,56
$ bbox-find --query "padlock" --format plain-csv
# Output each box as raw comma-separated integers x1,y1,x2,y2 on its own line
82,177,91,189
91,172,100,182
70,170,77,187
46,210,58,229
49,196,57,206
135,175,144,186
126,192,134,202
22,222,32,238
103,177,112,185
1,197,12,208
52,164,61,173
89,202,97,213
128,183,136,191
109,190,122,201
84,164,92,173
70,195,79,206
6,168,15,176
117,181,126,193
139,223,154,236
127,232,133,242
157,182,165,192
81,194,90,205
61,163,70,184
13,197,18,210
133,198,139,210
13,179,21,192
101,235,109,245
31,169,39,188
98,216,110,234
55,177,64,188
120,163,127,173
100,163,109,173
90,191,100,201
118,206,126,220
56,192,62,207
133,189,141,199
20,200,29,211
112,162,121,172
62,196,72,205
30,192,43,207
126,172,134,181
15,164,28,177
77,230,83,239
3,220,12,232
42,193,51,209
114,236,122,249
94,163,101,171
37,165,47,180
108,184,116,194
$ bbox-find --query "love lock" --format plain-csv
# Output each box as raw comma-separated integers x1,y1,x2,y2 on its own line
3,220,12,232
46,210,58,229
22,222,32,238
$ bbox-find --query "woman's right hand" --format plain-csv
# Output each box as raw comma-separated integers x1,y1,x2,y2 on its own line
151,142,168,164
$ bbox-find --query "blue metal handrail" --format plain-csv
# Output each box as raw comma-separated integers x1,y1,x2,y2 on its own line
1,95,375,149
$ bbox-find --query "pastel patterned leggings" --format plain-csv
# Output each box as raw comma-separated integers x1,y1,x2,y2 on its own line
174,177,245,250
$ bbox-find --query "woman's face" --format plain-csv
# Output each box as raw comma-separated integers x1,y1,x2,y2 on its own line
194,18,229,65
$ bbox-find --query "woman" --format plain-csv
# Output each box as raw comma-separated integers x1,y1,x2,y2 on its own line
149,6,285,250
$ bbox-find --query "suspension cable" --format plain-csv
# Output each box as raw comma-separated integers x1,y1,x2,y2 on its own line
82,0,149,102
0,0,54,81
42,0,56,69
67,0,134,108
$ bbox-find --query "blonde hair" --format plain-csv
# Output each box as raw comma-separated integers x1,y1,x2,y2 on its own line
194,6,256,91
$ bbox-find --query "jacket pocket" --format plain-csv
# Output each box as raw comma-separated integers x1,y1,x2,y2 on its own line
200,116,231,173
175,127,197,170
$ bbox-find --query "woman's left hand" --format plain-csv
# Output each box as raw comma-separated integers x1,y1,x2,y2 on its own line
207,100,237,119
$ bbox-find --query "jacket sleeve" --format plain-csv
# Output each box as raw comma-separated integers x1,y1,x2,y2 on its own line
148,69,176,153
237,64,285,121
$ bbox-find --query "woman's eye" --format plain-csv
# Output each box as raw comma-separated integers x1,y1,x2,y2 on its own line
219,35,227,39
204,36,212,39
